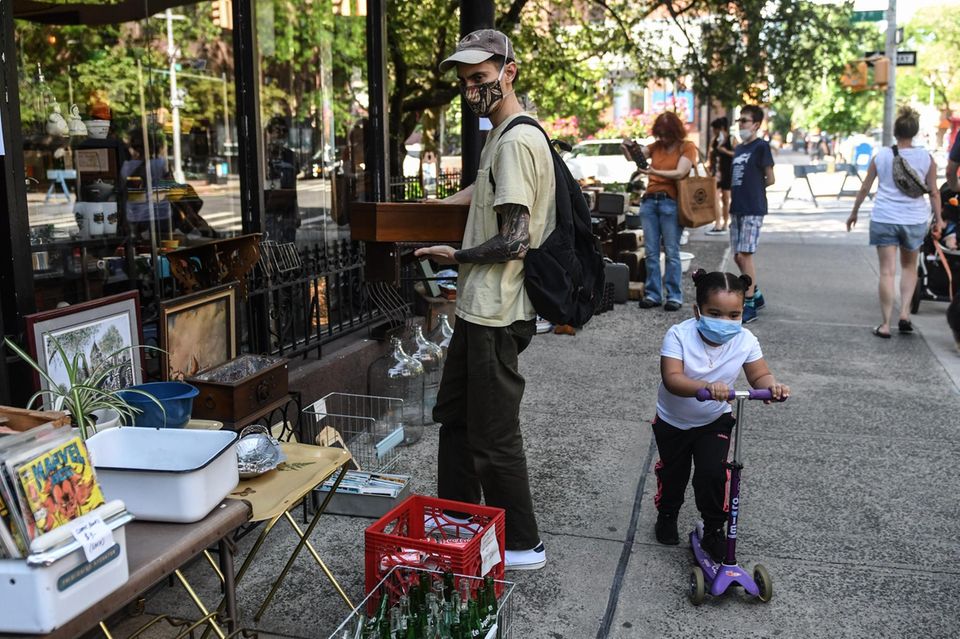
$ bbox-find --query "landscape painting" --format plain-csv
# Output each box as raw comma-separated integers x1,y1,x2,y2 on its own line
160,286,236,380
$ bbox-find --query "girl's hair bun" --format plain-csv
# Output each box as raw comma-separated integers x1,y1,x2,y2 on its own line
738,274,753,288
691,268,708,283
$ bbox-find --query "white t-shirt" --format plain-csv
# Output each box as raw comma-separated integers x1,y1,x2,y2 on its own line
657,318,763,429
871,146,933,225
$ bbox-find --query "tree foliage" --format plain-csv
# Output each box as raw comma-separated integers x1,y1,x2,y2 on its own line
655,0,859,108
898,6,960,117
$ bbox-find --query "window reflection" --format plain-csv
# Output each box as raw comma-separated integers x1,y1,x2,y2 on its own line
17,3,241,312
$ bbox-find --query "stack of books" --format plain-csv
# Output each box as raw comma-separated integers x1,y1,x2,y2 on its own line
0,424,105,558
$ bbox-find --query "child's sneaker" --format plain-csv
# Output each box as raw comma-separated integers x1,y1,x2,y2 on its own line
743,301,758,324
654,512,680,545
505,542,546,571
700,527,727,564
754,289,766,310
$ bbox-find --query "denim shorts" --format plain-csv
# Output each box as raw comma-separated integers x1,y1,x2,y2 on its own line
869,221,927,250
730,215,764,254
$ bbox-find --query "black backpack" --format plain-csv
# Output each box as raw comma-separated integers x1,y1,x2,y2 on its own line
490,116,605,328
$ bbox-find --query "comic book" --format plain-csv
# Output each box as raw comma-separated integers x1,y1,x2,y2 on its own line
10,435,105,539
0,483,28,557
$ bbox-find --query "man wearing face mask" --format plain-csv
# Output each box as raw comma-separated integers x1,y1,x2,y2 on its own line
729,105,776,324
414,29,555,571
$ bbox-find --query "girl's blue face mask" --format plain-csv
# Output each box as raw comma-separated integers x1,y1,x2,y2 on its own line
695,306,743,344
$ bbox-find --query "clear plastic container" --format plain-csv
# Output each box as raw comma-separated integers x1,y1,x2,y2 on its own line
368,337,424,446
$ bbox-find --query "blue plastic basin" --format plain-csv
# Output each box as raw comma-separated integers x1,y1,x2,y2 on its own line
118,382,199,429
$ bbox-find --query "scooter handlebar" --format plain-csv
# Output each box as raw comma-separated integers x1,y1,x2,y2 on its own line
695,388,787,402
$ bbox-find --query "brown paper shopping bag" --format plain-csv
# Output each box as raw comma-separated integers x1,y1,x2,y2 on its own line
677,165,717,228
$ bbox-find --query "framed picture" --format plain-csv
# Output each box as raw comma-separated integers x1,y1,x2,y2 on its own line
160,285,237,380
25,291,143,410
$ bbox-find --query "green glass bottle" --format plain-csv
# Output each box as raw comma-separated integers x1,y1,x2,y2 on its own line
409,585,421,616
482,576,497,627
442,572,455,602
378,617,391,639
450,622,463,639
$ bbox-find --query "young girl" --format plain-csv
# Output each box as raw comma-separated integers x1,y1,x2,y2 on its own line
653,269,789,563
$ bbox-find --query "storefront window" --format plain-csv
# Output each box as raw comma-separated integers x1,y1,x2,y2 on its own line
16,2,241,313
258,0,368,247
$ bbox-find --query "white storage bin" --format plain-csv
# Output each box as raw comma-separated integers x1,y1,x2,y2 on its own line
0,512,132,634
87,427,239,523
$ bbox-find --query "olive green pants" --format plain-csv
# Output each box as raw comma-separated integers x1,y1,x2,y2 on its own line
433,317,540,550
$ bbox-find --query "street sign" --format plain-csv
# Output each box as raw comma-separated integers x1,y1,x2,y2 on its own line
852,10,884,22
864,51,918,66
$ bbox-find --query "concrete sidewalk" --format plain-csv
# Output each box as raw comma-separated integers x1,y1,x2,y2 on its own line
123,210,960,639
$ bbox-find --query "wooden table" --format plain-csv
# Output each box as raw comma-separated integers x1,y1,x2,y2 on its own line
0,499,250,639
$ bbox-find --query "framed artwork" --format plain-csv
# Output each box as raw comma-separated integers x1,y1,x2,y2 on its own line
25,291,143,410
159,285,237,380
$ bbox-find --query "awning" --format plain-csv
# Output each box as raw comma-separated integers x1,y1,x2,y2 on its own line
13,0,196,25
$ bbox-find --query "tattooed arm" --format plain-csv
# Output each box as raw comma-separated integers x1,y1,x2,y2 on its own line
455,203,530,264
414,203,531,265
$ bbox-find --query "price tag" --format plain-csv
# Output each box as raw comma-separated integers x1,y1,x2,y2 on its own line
70,515,112,563
480,525,500,576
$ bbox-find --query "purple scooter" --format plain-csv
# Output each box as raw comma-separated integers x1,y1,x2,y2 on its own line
688,388,785,605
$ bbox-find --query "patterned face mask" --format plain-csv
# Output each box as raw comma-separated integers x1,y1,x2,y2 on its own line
461,76,505,117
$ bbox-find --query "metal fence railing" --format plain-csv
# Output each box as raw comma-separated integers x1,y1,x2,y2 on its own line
389,171,462,202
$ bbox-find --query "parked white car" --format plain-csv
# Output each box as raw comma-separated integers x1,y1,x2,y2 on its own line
563,139,640,184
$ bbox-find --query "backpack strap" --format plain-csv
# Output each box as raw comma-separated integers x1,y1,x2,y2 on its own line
488,115,553,193
891,144,899,157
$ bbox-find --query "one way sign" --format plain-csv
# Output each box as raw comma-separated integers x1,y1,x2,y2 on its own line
864,50,917,66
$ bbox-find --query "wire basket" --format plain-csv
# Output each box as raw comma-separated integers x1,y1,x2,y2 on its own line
327,566,515,639
303,392,404,472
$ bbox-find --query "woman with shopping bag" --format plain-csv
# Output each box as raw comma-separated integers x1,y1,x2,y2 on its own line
625,111,698,311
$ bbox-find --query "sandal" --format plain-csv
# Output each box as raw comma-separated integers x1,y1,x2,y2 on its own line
873,326,892,339
898,319,914,333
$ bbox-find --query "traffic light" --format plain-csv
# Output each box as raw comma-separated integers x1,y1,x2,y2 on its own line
211,0,233,30
871,57,890,87
841,60,868,91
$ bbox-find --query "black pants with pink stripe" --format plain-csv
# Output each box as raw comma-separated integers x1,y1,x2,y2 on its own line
652,412,735,531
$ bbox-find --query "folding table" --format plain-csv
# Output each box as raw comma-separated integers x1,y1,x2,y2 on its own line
225,442,354,621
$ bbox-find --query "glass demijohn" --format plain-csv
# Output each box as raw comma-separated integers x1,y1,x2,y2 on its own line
368,337,425,446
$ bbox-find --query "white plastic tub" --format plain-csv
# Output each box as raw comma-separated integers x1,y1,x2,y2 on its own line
87,428,239,523
660,251,695,273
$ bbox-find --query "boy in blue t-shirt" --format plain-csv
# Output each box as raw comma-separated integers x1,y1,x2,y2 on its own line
730,104,775,323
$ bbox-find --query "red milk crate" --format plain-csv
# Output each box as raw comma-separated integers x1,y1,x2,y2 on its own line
364,494,506,598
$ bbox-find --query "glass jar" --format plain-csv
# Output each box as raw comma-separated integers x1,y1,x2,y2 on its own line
368,337,424,446
428,313,454,358
411,325,444,425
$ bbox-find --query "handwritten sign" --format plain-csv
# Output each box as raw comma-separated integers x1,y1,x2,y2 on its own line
70,515,112,563
480,525,501,576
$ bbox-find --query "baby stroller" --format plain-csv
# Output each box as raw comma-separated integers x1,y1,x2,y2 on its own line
911,184,960,313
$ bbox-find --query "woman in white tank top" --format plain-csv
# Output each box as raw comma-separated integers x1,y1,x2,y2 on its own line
846,107,944,338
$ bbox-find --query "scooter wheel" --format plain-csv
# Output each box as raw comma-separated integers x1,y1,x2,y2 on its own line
689,566,706,605
753,563,773,602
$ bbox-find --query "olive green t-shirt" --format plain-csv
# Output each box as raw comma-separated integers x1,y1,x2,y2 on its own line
456,113,557,327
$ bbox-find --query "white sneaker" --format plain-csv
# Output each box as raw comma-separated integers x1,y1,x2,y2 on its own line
680,229,690,245
504,542,546,571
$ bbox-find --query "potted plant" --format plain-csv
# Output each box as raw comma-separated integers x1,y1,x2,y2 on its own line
3,336,162,440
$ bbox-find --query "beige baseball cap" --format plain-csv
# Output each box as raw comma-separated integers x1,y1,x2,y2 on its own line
440,29,515,73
